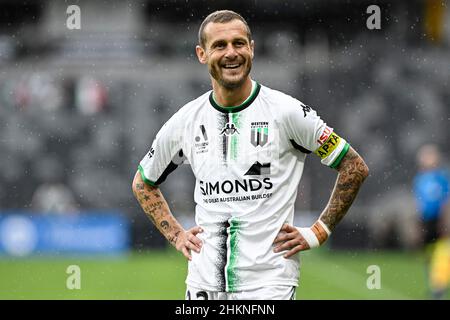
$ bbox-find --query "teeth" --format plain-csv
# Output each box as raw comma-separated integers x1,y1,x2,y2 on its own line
224,64,239,68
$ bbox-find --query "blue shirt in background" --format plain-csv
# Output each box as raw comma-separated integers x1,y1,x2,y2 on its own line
413,169,450,221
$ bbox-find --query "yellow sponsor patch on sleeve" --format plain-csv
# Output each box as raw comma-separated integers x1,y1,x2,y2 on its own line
314,132,341,159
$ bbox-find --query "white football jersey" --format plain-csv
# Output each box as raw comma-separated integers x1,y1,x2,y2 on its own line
139,80,349,292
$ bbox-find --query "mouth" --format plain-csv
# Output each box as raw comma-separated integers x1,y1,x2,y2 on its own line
222,63,242,70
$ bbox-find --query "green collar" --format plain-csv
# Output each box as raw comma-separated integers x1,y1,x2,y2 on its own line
209,81,261,114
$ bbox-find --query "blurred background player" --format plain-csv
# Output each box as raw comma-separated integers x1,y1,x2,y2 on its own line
413,144,450,299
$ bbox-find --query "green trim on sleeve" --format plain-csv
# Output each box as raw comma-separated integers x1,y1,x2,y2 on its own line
138,165,158,187
330,143,350,169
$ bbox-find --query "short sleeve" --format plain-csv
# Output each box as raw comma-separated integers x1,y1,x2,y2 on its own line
284,101,350,168
138,112,185,186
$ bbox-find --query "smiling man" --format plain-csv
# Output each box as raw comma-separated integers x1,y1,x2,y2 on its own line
132,10,369,300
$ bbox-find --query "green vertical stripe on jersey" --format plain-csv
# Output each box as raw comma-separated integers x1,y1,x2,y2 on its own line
226,218,241,292
230,113,241,161
330,142,350,169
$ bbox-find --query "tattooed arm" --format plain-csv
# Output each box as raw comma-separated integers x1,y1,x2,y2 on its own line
274,146,369,257
132,171,203,260
318,146,369,231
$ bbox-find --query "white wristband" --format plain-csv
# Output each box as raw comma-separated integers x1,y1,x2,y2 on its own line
296,227,320,249
317,219,331,236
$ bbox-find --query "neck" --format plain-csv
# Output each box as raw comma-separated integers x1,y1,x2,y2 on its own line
212,78,253,107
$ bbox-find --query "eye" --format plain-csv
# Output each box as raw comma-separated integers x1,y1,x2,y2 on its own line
212,42,226,49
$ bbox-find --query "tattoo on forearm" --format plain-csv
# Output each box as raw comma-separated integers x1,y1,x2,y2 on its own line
160,220,169,230
133,174,184,248
320,147,368,231
173,231,180,244
168,230,181,246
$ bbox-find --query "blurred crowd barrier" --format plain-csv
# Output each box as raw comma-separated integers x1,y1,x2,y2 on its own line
0,210,129,257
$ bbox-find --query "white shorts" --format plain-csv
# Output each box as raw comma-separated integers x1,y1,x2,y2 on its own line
186,285,296,300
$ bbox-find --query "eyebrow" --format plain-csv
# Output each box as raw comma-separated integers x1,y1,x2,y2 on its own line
210,37,248,48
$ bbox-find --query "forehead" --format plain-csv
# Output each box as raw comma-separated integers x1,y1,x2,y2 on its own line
203,19,249,46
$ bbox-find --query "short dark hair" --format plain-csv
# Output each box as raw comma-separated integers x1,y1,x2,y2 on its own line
198,10,252,48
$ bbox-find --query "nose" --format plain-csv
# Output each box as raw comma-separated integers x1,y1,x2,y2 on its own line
224,43,238,59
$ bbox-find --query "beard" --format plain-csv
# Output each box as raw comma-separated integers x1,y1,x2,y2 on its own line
209,59,252,90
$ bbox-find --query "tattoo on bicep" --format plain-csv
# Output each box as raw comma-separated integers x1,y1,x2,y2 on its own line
142,200,163,211
135,183,145,191
137,194,147,203
148,201,164,209
336,181,354,192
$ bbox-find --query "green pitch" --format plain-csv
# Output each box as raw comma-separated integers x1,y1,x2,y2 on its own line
0,249,445,299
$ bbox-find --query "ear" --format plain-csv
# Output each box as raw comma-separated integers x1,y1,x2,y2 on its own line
196,45,207,64
250,40,255,59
